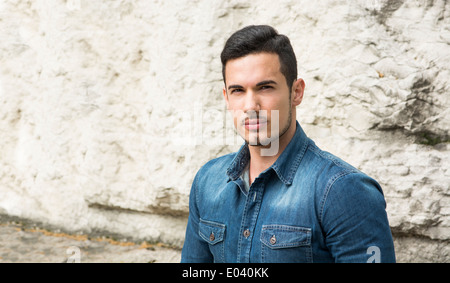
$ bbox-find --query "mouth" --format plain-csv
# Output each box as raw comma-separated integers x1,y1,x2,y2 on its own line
243,118,268,131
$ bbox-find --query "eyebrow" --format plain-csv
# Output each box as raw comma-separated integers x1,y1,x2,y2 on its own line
227,84,243,90
256,80,277,87
227,80,277,90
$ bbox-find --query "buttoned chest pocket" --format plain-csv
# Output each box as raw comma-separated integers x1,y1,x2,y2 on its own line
199,219,226,263
260,225,312,263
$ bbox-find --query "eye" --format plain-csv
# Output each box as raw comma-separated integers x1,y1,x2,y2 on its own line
260,85,273,91
230,88,243,94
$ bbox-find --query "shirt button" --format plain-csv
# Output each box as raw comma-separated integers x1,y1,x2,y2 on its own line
243,229,250,238
210,232,215,241
270,235,277,245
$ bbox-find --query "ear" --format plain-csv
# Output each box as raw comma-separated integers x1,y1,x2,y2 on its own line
223,86,230,109
291,78,305,107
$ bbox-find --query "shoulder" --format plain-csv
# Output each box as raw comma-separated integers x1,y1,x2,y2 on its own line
301,141,384,209
193,151,236,186
318,163,385,225
306,141,360,175
299,141,363,190
197,151,236,176
304,141,383,189
326,171,384,203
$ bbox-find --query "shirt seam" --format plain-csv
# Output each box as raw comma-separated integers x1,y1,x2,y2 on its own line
318,171,357,228
286,138,310,184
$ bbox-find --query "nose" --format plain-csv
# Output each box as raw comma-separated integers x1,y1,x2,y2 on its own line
242,90,260,113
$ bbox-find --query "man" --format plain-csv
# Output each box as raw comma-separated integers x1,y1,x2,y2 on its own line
181,25,395,263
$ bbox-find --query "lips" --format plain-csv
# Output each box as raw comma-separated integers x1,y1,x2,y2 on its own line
244,118,267,131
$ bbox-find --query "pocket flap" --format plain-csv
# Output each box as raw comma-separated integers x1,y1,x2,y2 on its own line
261,225,311,249
199,219,226,245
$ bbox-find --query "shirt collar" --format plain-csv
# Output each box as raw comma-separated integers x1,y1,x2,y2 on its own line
226,121,309,186
226,143,250,181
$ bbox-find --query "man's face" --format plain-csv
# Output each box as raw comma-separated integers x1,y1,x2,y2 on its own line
223,52,294,147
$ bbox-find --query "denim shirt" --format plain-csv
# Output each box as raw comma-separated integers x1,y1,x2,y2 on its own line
181,122,396,263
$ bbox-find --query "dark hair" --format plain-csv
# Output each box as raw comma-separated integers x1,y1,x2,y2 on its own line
220,25,298,90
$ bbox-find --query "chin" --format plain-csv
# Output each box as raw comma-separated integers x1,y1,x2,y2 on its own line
246,133,276,147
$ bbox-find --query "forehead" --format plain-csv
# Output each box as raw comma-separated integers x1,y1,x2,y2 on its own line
224,52,283,86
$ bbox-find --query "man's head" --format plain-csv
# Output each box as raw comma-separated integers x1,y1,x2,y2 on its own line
221,25,298,91
221,25,305,153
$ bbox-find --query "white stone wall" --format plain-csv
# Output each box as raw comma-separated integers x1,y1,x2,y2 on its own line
0,0,448,262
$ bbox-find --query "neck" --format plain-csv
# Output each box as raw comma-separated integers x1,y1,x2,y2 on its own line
248,120,297,183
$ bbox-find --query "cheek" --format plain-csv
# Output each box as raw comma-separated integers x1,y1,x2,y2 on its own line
228,109,244,128
267,98,290,120
226,97,242,112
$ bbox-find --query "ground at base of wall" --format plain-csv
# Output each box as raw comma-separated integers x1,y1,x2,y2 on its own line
0,221,181,263
1,217,447,263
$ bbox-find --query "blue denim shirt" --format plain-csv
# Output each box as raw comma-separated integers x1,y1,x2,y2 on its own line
181,122,395,263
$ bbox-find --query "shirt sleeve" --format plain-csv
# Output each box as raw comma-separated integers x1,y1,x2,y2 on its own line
320,172,396,263
180,172,214,263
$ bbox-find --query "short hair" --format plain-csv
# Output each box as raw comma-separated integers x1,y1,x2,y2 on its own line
220,25,298,90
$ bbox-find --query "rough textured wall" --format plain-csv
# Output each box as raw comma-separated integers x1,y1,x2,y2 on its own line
0,0,448,262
